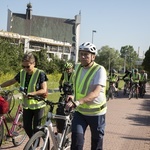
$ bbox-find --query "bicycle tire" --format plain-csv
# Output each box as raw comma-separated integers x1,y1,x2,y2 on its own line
12,111,27,146
7,93,16,113
110,87,114,99
0,122,4,147
139,85,145,98
129,90,133,100
23,130,50,150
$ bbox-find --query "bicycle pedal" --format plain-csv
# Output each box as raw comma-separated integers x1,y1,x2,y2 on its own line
12,131,19,136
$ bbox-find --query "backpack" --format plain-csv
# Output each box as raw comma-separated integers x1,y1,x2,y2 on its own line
0,96,9,114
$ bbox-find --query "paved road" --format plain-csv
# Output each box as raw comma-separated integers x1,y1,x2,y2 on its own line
1,86,150,150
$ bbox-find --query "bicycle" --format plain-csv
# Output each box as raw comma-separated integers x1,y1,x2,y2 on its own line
56,82,73,134
23,95,73,150
129,82,139,99
123,79,131,95
139,81,146,98
107,81,117,101
0,88,27,147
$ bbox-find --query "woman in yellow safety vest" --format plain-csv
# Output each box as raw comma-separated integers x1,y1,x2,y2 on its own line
0,52,48,138
66,42,107,150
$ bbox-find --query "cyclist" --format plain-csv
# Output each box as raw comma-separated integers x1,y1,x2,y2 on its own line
65,42,107,150
130,68,141,96
57,62,74,133
59,62,74,92
131,69,140,84
0,52,48,139
108,69,119,92
139,70,147,93
122,69,132,93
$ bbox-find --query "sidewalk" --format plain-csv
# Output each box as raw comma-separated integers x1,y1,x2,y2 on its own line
84,85,150,150
1,86,150,150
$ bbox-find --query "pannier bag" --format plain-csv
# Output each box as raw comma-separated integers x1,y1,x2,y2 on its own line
0,96,9,114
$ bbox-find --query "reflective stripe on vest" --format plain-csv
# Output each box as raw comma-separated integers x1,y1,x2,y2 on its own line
20,68,46,110
75,62,106,115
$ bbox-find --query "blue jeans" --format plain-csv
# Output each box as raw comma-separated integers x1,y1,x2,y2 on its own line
71,111,106,150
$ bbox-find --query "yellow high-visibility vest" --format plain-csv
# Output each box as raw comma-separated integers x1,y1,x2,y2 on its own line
20,68,46,110
74,62,107,115
132,73,140,83
63,70,75,84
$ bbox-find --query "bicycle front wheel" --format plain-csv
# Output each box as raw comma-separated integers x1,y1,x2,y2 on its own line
23,131,50,150
0,122,4,147
12,112,27,146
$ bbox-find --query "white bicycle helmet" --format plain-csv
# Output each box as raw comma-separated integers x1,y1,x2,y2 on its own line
79,42,97,55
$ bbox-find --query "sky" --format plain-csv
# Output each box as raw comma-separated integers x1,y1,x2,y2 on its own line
1,0,150,57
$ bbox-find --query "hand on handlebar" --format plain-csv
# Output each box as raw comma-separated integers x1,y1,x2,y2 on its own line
65,96,79,110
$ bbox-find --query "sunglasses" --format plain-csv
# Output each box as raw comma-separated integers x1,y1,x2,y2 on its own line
22,65,30,69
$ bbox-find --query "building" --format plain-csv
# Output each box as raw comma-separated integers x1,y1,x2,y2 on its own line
3,3,81,62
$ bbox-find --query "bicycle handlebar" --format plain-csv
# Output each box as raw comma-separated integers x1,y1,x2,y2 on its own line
27,94,65,107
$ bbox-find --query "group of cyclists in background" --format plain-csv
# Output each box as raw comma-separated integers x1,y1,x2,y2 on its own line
107,68,148,100
59,62,148,101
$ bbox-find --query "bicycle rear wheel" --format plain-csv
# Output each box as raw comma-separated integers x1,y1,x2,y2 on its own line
23,131,50,150
0,122,4,147
12,112,27,146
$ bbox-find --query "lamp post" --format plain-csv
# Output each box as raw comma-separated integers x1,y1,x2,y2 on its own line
92,30,96,43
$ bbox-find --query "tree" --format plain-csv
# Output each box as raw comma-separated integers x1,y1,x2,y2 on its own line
95,46,123,72
120,45,138,71
0,38,24,74
142,47,150,74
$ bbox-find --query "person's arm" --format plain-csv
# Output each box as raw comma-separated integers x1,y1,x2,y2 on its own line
28,72,48,96
78,85,101,104
0,78,17,88
28,81,48,96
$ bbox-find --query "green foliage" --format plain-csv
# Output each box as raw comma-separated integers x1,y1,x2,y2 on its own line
32,50,49,72
47,73,61,89
96,46,124,71
0,38,24,74
120,45,138,70
142,47,150,74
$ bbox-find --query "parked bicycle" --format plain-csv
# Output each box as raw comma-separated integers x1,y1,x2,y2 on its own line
0,88,27,147
129,82,139,99
23,95,73,150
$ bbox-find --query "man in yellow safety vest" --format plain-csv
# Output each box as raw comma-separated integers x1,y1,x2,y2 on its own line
66,42,107,150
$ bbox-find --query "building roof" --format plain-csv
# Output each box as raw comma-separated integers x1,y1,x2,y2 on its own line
7,4,79,46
